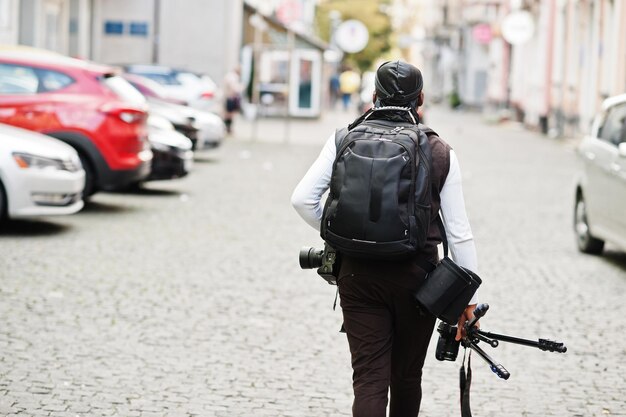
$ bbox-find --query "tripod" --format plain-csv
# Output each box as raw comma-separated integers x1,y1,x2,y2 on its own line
462,303,567,380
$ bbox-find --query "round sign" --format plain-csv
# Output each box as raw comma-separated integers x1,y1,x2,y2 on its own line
501,11,535,45
334,20,369,54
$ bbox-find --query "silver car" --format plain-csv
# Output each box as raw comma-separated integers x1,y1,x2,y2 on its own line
575,94,626,254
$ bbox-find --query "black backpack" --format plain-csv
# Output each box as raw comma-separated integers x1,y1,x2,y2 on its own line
321,107,433,260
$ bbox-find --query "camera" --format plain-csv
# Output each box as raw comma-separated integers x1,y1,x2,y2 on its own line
435,321,461,361
299,243,339,285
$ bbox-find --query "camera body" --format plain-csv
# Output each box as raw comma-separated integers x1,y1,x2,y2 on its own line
299,243,340,285
435,321,461,361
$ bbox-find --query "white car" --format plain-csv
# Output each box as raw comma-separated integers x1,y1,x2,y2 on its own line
148,98,225,150
574,93,626,254
146,115,194,181
123,65,220,113
0,123,85,219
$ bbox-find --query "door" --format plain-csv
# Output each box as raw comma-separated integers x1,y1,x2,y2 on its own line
594,102,626,244
289,50,321,118
604,103,626,247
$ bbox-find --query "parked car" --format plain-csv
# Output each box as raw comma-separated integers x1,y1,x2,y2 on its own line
0,48,152,197
146,115,193,181
121,73,187,105
574,93,626,254
148,98,224,150
122,73,224,150
122,64,220,112
0,123,84,220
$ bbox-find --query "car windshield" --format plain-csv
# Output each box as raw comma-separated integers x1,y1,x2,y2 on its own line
102,75,146,105
129,76,170,99
135,72,181,86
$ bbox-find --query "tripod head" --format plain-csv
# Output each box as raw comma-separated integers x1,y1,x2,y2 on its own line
436,303,567,380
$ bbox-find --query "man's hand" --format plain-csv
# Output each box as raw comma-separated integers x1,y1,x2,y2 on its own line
455,304,479,341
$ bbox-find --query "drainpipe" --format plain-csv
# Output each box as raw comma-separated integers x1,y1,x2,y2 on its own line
152,0,160,64
542,0,556,135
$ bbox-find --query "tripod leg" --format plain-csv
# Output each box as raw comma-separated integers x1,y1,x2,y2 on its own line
469,341,510,380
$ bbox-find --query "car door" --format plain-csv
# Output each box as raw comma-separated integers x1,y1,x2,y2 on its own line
0,62,43,130
0,62,75,132
605,104,626,247
581,112,615,234
595,102,626,245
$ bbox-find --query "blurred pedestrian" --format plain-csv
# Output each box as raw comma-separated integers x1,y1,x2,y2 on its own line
329,72,340,109
223,67,243,135
339,68,360,111
291,60,480,417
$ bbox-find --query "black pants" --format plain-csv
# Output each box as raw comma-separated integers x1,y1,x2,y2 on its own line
338,267,436,417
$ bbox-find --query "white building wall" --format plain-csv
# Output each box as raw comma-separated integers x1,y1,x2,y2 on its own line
158,0,242,83
18,0,70,54
0,0,19,44
68,0,91,58
458,26,489,107
91,0,155,64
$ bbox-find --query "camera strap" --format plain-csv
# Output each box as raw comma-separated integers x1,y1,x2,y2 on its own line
460,348,473,417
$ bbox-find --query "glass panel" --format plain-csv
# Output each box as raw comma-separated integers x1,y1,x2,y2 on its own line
297,59,312,109
599,104,626,147
38,69,74,92
0,64,39,94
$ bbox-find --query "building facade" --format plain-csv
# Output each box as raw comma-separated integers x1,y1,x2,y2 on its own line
2,0,244,86
424,0,626,136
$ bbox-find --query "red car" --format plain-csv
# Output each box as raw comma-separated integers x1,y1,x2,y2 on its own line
0,50,152,196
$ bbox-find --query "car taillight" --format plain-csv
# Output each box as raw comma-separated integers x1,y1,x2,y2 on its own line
100,104,146,124
200,91,214,99
118,111,144,124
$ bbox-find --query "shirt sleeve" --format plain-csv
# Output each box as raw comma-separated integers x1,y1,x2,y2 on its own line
440,150,480,305
291,132,336,231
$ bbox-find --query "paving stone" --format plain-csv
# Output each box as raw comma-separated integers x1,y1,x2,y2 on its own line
0,107,624,417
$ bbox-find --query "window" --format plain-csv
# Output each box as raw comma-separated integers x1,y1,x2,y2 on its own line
0,63,39,94
598,103,626,146
0,64,75,94
37,69,74,92
136,72,181,86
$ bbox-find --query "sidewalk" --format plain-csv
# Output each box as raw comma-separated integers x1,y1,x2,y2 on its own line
230,107,358,146
229,104,582,150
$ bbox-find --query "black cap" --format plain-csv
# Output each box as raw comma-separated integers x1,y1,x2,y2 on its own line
374,61,423,105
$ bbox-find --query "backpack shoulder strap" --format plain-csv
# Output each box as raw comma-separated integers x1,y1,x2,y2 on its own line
418,123,439,138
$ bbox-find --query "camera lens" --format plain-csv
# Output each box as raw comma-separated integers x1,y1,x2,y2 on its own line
435,322,460,361
299,247,324,269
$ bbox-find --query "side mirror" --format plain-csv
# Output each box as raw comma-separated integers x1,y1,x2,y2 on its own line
619,142,626,158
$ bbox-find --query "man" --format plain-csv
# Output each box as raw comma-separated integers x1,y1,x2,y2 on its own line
222,67,243,134
339,67,361,111
291,61,479,417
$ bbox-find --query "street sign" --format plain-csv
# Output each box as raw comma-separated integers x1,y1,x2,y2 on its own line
276,0,302,26
472,24,492,44
501,11,535,45
334,19,369,54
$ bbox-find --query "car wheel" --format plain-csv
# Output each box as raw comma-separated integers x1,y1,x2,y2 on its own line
78,153,96,198
574,193,604,254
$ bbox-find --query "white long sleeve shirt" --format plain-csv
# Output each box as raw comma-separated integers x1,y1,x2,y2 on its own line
291,132,479,305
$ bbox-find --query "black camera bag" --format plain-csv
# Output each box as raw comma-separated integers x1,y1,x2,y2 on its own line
414,218,481,324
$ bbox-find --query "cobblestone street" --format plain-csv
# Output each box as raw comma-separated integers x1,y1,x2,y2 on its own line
1,106,625,416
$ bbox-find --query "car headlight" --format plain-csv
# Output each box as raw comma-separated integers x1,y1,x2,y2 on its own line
12,152,67,171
